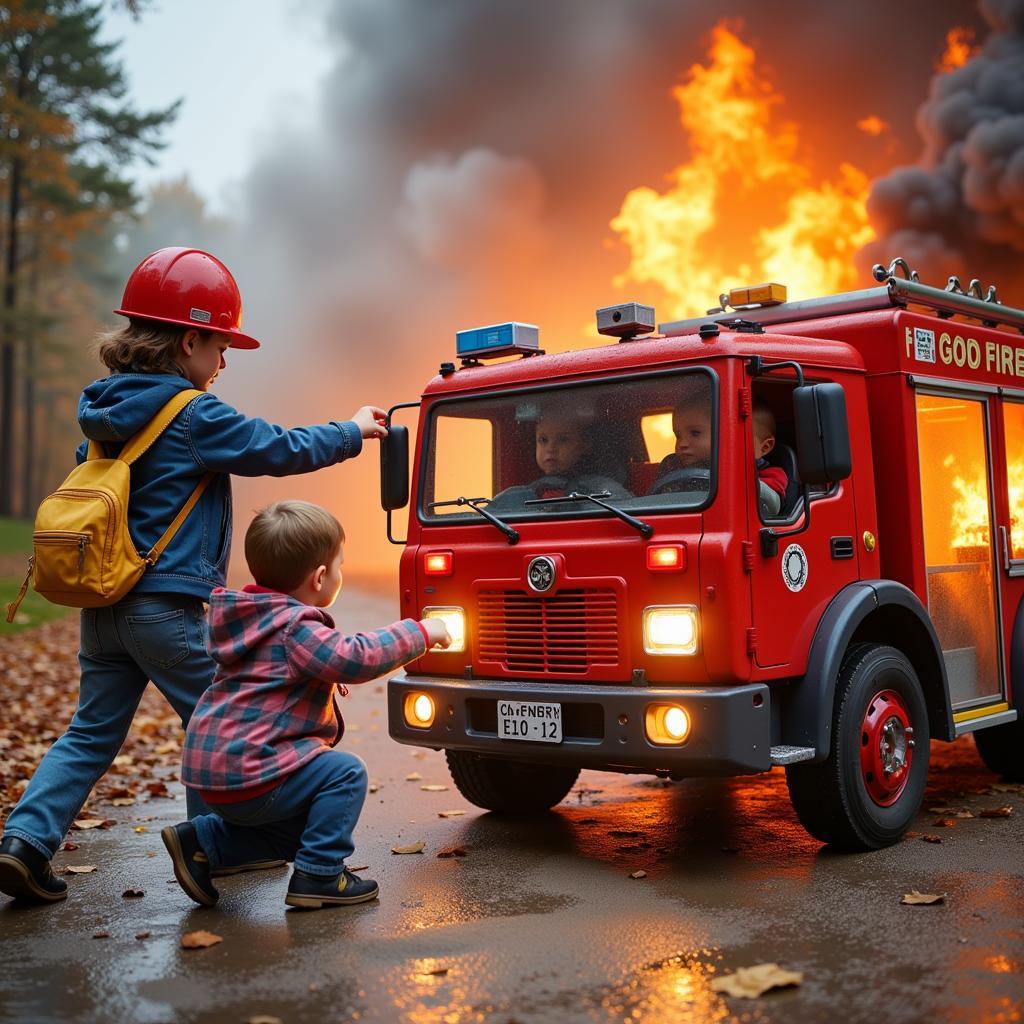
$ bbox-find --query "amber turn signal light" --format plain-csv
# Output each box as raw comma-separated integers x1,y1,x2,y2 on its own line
424,551,453,575
403,692,436,729
646,544,685,571
645,703,691,746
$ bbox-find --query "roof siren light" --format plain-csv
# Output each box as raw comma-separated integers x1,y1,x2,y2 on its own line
455,321,540,361
596,302,656,342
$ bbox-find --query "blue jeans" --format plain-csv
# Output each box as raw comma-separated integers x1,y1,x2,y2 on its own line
192,750,368,877
3,594,215,859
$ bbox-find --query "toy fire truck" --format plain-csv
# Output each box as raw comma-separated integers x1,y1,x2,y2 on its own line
380,258,1024,850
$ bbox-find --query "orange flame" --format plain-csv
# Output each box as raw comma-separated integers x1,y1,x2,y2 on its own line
950,463,1024,553
937,27,978,73
611,23,874,319
857,115,889,136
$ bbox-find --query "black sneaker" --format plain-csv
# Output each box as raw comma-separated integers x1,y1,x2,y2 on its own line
0,836,67,904
285,867,379,909
161,822,219,907
211,858,287,878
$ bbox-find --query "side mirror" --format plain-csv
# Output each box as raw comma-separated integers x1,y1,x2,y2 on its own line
380,425,410,511
793,383,851,484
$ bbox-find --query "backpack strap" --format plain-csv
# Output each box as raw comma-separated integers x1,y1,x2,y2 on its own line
144,472,216,567
118,389,206,466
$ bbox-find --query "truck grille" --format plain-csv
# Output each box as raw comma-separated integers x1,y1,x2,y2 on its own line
477,588,619,675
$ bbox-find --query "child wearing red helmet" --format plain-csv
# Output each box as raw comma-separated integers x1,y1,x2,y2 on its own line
0,248,388,905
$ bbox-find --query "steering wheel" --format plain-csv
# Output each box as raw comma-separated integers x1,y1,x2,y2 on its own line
649,467,711,495
531,476,570,495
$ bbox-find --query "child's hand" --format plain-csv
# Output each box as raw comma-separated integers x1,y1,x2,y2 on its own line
351,406,389,440
421,618,452,649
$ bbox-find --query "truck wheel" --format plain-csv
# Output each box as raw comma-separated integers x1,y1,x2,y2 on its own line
445,751,580,814
973,717,1024,781
785,643,930,851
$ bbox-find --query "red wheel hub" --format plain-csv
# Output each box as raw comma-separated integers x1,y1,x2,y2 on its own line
859,689,915,806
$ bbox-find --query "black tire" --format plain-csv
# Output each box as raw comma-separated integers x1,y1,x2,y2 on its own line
974,717,1024,781
785,643,930,851
445,750,580,814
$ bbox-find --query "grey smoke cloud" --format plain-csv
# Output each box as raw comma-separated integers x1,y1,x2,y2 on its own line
860,0,1024,286
174,0,990,575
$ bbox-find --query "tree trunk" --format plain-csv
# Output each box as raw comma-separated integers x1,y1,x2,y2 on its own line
0,152,22,516
21,250,39,515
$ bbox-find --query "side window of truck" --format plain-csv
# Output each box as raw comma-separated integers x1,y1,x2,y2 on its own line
431,415,494,509
752,381,835,522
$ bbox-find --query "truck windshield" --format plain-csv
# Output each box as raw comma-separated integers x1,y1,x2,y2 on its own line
422,370,716,521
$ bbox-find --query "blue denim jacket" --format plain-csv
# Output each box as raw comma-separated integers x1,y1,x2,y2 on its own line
74,373,363,600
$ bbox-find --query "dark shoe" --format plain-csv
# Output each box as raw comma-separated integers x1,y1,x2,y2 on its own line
285,867,379,909
161,822,219,907
0,836,67,904
211,858,287,878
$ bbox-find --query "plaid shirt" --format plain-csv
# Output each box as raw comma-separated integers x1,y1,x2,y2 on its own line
181,585,427,795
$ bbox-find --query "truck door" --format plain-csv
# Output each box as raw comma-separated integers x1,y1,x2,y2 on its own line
914,387,1005,712
747,378,861,669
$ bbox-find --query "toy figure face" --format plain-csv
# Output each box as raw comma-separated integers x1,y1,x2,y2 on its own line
535,416,587,476
672,405,712,468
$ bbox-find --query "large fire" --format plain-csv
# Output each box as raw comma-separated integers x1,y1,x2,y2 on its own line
610,22,875,319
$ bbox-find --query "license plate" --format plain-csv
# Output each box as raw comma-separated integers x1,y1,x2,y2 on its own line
497,700,562,743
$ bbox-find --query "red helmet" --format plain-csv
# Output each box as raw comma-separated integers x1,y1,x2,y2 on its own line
115,247,260,349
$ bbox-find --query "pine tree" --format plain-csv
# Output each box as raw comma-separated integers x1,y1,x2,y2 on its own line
0,0,178,515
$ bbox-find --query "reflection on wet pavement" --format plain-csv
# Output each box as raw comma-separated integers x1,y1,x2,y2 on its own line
2,588,1023,1023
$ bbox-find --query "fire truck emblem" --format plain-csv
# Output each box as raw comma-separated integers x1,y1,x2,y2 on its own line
781,544,808,592
527,556,556,592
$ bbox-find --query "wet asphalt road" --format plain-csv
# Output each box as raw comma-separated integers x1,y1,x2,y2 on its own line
1,588,1023,1024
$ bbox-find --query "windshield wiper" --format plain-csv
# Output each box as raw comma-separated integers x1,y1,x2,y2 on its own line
524,491,653,538
428,496,520,545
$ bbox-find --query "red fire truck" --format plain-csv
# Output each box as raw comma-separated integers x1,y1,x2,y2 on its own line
381,258,1024,850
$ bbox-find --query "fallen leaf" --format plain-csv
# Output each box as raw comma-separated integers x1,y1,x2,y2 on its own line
92,930,110,939
436,846,467,859
348,864,369,872
933,819,957,828
392,841,426,855
110,798,136,807
901,890,945,905
181,930,223,949
989,783,1023,793
420,967,449,977
405,772,423,781
72,819,106,830
420,784,449,792
979,805,1013,818
921,835,943,844
437,810,465,818
710,963,803,998
368,784,381,794
61,842,80,851
629,870,647,879
122,888,145,898
63,865,97,874
155,741,179,755
133,826,148,834
135,931,151,940
245,1017,283,1024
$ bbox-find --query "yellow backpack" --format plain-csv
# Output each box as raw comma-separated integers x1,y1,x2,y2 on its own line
5,389,213,621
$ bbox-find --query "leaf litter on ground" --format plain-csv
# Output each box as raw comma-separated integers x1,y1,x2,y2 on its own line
710,963,803,998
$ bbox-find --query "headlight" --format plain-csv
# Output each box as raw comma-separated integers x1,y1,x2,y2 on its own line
403,692,436,728
422,606,466,653
642,605,698,655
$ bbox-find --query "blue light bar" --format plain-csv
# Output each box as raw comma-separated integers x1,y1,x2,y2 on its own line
456,321,539,359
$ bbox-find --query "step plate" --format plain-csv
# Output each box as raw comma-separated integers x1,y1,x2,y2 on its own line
770,745,816,765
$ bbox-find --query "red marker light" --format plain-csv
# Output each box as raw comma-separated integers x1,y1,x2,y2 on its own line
647,544,685,571
424,551,453,575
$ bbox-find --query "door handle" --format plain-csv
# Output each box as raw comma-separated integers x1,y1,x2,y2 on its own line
998,524,1010,571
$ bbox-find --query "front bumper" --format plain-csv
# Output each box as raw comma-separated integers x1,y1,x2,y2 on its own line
388,675,772,776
